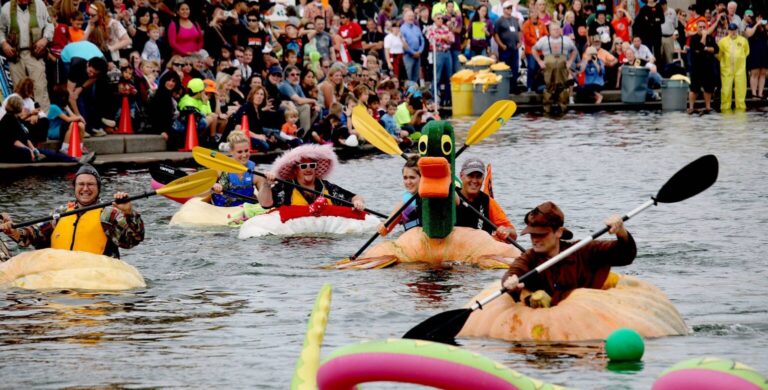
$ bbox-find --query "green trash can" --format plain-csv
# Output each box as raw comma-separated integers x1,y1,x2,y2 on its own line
661,79,689,111
621,66,649,103
472,83,499,115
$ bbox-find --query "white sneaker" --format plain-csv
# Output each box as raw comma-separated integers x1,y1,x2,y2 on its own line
101,118,117,128
92,128,107,137
569,96,575,105
82,132,91,138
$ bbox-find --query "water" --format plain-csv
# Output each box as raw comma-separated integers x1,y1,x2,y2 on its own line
1,110,767,389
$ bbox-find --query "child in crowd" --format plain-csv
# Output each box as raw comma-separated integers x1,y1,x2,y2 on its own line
142,24,162,62
115,61,139,128
279,107,303,147
69,12,86,42
368,94,381,121
49,105,86,154
380,101,399,136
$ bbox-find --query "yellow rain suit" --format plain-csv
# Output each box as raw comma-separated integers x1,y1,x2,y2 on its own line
718,34,750,111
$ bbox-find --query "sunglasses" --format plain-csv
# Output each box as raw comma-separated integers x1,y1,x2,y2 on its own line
173,62,184,66
290,73,300,76
298,162,317,169
248,18,258,22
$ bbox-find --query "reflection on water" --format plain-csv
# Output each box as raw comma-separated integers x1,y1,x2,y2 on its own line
1,111,767,388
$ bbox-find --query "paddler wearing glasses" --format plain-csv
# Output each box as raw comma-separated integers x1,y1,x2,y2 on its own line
0,164,145,259
258,144,366,210
210,130,269,207
501,201,636,308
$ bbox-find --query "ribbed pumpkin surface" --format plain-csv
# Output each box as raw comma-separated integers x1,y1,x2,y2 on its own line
459,275,688,341
361,227,521,268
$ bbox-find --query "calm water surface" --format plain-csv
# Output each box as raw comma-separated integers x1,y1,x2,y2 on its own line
1,111,767,389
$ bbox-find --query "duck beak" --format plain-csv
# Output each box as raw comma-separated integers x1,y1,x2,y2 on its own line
418,157,452,198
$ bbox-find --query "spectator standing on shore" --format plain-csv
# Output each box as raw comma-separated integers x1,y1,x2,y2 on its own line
0,0,53,111
660,0,678,68
580,46,605,104
425,13,454,105
523,11,547,92
532,22,577,115
401,10,424,84
634,0,664,61
469,4,494,57
688,19,718,114
718,23,749,111
494,1,522,93
611,7,632,44
588,8,613,52
745,13,768,100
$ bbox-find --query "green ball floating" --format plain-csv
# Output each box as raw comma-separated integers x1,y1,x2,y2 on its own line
605,328,645,362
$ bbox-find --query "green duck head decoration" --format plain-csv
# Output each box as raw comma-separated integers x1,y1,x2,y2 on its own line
417,120,456,239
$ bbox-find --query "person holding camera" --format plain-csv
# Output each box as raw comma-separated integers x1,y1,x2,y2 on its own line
580,46,605,104
688,19,718,114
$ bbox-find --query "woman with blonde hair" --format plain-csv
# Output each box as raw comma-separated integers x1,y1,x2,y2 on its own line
210,130,269,207
84,1,131,61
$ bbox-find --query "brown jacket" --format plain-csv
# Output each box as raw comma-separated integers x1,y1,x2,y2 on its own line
502,233,636,305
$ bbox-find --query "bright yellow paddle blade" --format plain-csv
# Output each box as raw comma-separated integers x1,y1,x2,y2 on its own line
465,100,517,145
156,169,217,198
351,105,404,156
192,146,247,174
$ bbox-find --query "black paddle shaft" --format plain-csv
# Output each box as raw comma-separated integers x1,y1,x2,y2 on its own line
11,191,155,229
456,191,526,252
349,195,419,260
249,169,388,219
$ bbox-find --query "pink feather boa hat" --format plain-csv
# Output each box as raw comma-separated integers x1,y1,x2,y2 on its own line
271,144,339,180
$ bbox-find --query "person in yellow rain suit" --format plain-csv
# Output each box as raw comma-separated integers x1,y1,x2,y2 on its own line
718,23,750,111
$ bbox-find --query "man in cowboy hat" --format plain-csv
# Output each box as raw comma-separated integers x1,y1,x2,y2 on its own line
0,164,145,259
501,201,635,308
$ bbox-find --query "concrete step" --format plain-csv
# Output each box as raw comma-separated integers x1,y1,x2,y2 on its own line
40,134,167,155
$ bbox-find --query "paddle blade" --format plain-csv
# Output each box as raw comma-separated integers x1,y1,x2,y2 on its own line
351,105,404,156
156,169,217,198
192,146,248,174
402,308,473,343
655,155,719,204
465,100,517,145
150,164,188,184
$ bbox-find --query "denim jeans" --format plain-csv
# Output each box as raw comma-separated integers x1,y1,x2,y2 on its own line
435,51,452,103
526,53,538,91
403,54,421,83
449,49,460,77
647,72,663,97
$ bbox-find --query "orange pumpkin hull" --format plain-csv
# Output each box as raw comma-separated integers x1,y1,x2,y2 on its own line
360,227,521,268
459,275,688,341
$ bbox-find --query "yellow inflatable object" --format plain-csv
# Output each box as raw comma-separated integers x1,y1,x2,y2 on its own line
459,275,687,341
291,283,332,390
169,197,243,227
0,249,146,291
473,72,502,85
466,55,496,66
490,63,511,71
458,54,468,64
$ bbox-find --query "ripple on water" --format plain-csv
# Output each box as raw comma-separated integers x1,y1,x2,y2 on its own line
1,111,767,388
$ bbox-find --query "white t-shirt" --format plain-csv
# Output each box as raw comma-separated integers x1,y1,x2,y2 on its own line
384,33,404,55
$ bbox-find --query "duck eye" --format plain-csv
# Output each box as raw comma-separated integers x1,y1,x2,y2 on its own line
418,135,428,155
441,135,452,155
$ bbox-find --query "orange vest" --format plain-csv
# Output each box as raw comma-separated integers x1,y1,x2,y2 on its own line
51,205,108,254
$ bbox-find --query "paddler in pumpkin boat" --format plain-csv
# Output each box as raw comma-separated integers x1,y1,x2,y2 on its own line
459,201,688,341
335,120,522,269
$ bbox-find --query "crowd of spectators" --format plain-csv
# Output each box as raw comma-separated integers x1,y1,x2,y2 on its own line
0,0,766,161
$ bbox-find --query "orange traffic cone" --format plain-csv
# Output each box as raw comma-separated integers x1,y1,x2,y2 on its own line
179,113,198,152
68,122,83,158
240,114,253,152
116,96,133,134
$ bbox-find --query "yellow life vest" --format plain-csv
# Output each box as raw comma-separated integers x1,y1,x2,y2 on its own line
290,181,332,206
51,205,108,255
